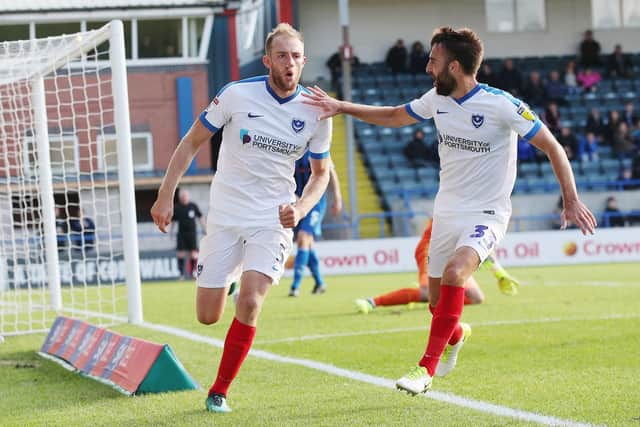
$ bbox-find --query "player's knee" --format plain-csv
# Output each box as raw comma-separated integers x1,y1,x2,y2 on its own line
236,295,261,317
441,264,467,286
467,293,484,305
197,310,222,325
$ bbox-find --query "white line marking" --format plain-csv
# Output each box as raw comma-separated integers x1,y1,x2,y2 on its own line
138,321,598,427
542,281,628,287
255,313,640,344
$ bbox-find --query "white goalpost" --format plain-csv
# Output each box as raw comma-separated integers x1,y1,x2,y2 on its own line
0,21,142,337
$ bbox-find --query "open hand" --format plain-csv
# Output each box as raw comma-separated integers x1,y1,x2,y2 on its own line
302,85,342,120
561,199,597,235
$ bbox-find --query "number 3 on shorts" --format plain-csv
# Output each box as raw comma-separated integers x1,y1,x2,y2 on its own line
469,225,489,238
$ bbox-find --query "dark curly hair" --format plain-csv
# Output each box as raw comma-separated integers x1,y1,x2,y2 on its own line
430,27,483,76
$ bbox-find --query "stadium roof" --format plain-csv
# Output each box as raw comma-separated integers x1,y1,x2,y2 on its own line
0,0,227,13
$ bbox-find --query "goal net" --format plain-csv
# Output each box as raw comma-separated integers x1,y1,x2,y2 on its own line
0,21,142,337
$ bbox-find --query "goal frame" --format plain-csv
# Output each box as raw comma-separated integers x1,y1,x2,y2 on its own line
2,20,143,333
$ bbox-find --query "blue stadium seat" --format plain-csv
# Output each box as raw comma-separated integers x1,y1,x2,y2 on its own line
361,139,384,155
512,179,528,194
417,167,438,182
395,168,417,183
518,162,539,178
357,126,376,139
600,158,620,175
539,162,554,176
580,160,601,176
526,176,548,193
367,153,389,169
372,167,395,183
389,153,409,168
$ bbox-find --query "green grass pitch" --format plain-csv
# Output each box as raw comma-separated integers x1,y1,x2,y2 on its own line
1,263,639,426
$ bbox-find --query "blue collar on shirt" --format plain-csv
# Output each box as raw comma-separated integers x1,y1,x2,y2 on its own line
453,84,481,105
265,79,301,104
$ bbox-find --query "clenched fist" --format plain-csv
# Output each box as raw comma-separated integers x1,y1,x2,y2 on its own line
279,203,303,228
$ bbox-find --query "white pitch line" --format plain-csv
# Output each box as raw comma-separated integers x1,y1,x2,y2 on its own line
255,313,640,344
542,281,628,287
139,320,597,427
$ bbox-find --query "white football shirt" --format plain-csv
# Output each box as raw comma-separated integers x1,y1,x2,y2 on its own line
406,84,542,221
200,76,332,227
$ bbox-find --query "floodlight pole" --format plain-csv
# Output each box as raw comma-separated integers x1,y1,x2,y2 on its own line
338,0,359,239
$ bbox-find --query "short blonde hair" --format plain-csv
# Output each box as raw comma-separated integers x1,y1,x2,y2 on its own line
265,23,304,54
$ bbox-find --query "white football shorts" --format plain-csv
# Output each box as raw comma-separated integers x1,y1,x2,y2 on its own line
428,214,508,278
195,224,293,288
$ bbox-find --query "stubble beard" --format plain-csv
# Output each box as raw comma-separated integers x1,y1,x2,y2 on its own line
272,69,298,94
433,67,456,96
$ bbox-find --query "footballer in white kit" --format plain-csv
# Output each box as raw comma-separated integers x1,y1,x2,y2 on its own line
303,26,595,397
405,83,542,276
197,75,332,288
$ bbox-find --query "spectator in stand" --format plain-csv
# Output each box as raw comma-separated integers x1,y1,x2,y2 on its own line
385,39,408,73
631,120,640,144
55,206,68,252
563,60,579,93
579,30,601,67
409,41,428,74
622,102,639,128
607,44,633,79
545,70,567,105
586,107,606,141
632,154,640,182
477,63,497,87
326,50,360,93
544,101,561,134
403,129,434,168
557,126,579,161
497,58,522,95
68,209,96,254
612,122,636,159
603,196,626,227
578,131,600,162
577,67,601,92
522,71,547,107
606,110,623,143
617,165,635,190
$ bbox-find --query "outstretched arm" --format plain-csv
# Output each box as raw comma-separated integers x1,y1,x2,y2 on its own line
151,120,212,233
528,125,597,235
303,85,417,128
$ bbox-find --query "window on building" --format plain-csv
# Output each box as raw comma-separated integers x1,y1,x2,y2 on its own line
138,19,182,58
237,0,265,65
24,135,79,177
593,0,640,28
188,17,206,57
36,22,81,38
592,0,622,28
624,0,640,26
87,21,132,59
0,24,29,42
486,0,546,32
99,133,153,172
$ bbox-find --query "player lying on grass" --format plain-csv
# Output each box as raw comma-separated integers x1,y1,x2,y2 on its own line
355,219,519,314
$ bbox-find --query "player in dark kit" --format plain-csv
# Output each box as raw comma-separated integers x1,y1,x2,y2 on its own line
289,151,342,296
171,189,206,279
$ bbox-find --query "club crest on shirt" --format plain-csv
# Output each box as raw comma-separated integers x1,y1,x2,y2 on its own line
291,118,305,133
471,114,484,128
